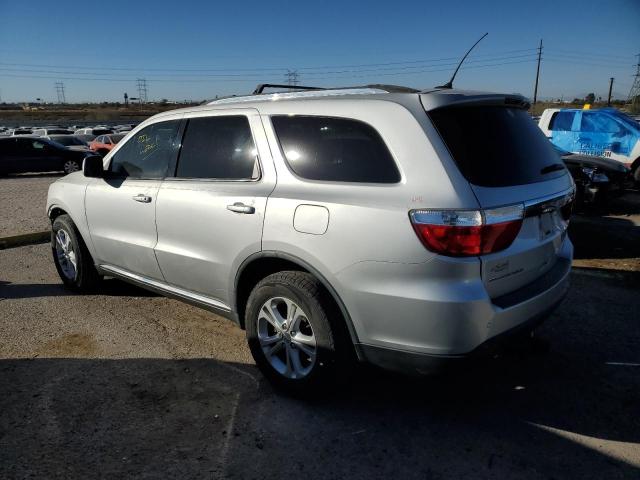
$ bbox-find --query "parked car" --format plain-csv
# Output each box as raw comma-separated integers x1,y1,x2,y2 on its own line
10,128,33,136
554,144,630,208
75,133,98,143
89,134,125,155
46,134,91,152
47,86,574,392
74,127,114,136
539,107,640,182
0,137,89,175
32,128,74,136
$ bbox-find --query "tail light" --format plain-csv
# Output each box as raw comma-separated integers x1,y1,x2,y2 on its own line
410,204,524,257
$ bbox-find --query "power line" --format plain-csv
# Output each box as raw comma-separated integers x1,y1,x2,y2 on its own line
0,48,539,74
0,58,539,84
0,54,540,81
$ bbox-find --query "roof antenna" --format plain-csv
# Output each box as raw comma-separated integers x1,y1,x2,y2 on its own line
437,32,488,89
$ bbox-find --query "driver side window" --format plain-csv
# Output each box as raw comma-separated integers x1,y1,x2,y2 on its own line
109,120,180,178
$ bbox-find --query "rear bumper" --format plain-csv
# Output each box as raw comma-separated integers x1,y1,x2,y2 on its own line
338,239,572,374
358,291,566,375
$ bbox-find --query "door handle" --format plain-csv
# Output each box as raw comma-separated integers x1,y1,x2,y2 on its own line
132,194,152,203
227,202,255,214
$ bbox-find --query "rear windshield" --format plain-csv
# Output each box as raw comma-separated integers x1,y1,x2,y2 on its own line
428,106,565,187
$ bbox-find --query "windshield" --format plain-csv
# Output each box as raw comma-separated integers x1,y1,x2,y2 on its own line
428,106,565,187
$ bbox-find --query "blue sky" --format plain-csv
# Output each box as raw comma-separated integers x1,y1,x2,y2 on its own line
0,0,638,103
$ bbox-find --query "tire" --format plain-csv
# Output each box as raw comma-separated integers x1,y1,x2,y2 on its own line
51,214,101,291
245,271,353,394
63,159,81,174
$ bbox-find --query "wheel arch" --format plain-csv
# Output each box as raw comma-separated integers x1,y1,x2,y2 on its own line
234,251,363,360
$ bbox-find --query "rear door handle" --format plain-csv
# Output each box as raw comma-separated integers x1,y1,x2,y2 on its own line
132,194,152,203
227,202,255,214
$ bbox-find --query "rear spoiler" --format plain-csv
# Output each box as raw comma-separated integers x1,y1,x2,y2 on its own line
420,91,531,111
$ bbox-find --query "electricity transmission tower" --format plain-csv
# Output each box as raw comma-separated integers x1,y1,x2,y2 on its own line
136,79,148,103
285,70,299,86
628,54,640,112
54,81,66,103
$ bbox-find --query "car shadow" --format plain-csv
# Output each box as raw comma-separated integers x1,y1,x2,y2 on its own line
0,277,158,299
0,172,63,179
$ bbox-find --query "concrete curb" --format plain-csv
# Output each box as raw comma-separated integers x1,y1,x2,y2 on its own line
0,231,50,250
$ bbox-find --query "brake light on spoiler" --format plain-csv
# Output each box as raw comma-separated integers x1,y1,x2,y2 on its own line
409,204,525,257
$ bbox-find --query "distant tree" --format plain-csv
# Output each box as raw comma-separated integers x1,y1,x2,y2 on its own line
585,93,596,104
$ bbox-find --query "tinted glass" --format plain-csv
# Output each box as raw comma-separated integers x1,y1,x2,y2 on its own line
581,112,622,134
109,120,180,178
549,111,576,131
271,115,400,183
176,116,258,180
111,134,125,143
428,106,565,187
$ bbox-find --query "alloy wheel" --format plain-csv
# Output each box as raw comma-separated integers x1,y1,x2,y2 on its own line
55,228,77,280
257,296,317,379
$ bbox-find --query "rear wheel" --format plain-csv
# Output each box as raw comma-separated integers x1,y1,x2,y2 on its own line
245,271,352,393
52,215,101,291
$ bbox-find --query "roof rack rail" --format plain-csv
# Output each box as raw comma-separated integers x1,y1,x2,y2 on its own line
253,84,325,95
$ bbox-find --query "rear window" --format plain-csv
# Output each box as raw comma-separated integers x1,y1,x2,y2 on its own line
271,115,400,183
428,106,565,187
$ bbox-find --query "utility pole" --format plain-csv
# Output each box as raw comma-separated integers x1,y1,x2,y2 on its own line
607,77,614,106
627,54,640,112
285,70,299,86
54,82,66,104
533,39,543,105
136,79,148,104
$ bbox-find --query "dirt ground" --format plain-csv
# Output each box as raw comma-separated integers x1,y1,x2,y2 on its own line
0,190,638,479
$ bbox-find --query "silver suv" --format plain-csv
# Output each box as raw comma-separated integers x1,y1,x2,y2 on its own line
46,85,574,391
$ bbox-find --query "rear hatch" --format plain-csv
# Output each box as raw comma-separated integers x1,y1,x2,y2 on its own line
423,96,574,299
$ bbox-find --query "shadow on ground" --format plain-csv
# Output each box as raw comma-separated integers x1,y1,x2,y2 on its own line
1,266,638,479
0,278,158,299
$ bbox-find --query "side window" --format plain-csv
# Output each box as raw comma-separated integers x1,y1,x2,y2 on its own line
109,120,180,179
94,136,103,143
176,116,259,180
549,111,576,131
271,115,400,183
581,113,621,134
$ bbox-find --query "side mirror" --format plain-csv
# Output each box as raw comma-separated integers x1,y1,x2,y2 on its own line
83,155,105,178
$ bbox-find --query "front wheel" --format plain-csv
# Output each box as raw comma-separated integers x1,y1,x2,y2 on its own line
52,214,101,291
63,159,81,174
245,271,352,393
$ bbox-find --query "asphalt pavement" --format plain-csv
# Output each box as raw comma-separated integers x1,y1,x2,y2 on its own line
0,174,60,237
1,239,639,479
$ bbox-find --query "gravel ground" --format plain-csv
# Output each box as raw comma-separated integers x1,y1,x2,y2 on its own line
0,174,61,237
1,220,639,478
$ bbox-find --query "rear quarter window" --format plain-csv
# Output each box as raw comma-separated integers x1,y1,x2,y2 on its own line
428,106,565,187
271,115,400,183
549,111,576,131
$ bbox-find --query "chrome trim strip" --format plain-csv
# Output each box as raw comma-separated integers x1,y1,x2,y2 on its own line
99,264,231,312
524,186,575,218
524,186,575,209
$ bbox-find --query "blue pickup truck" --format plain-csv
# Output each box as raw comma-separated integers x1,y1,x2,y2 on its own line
539,107,640,182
